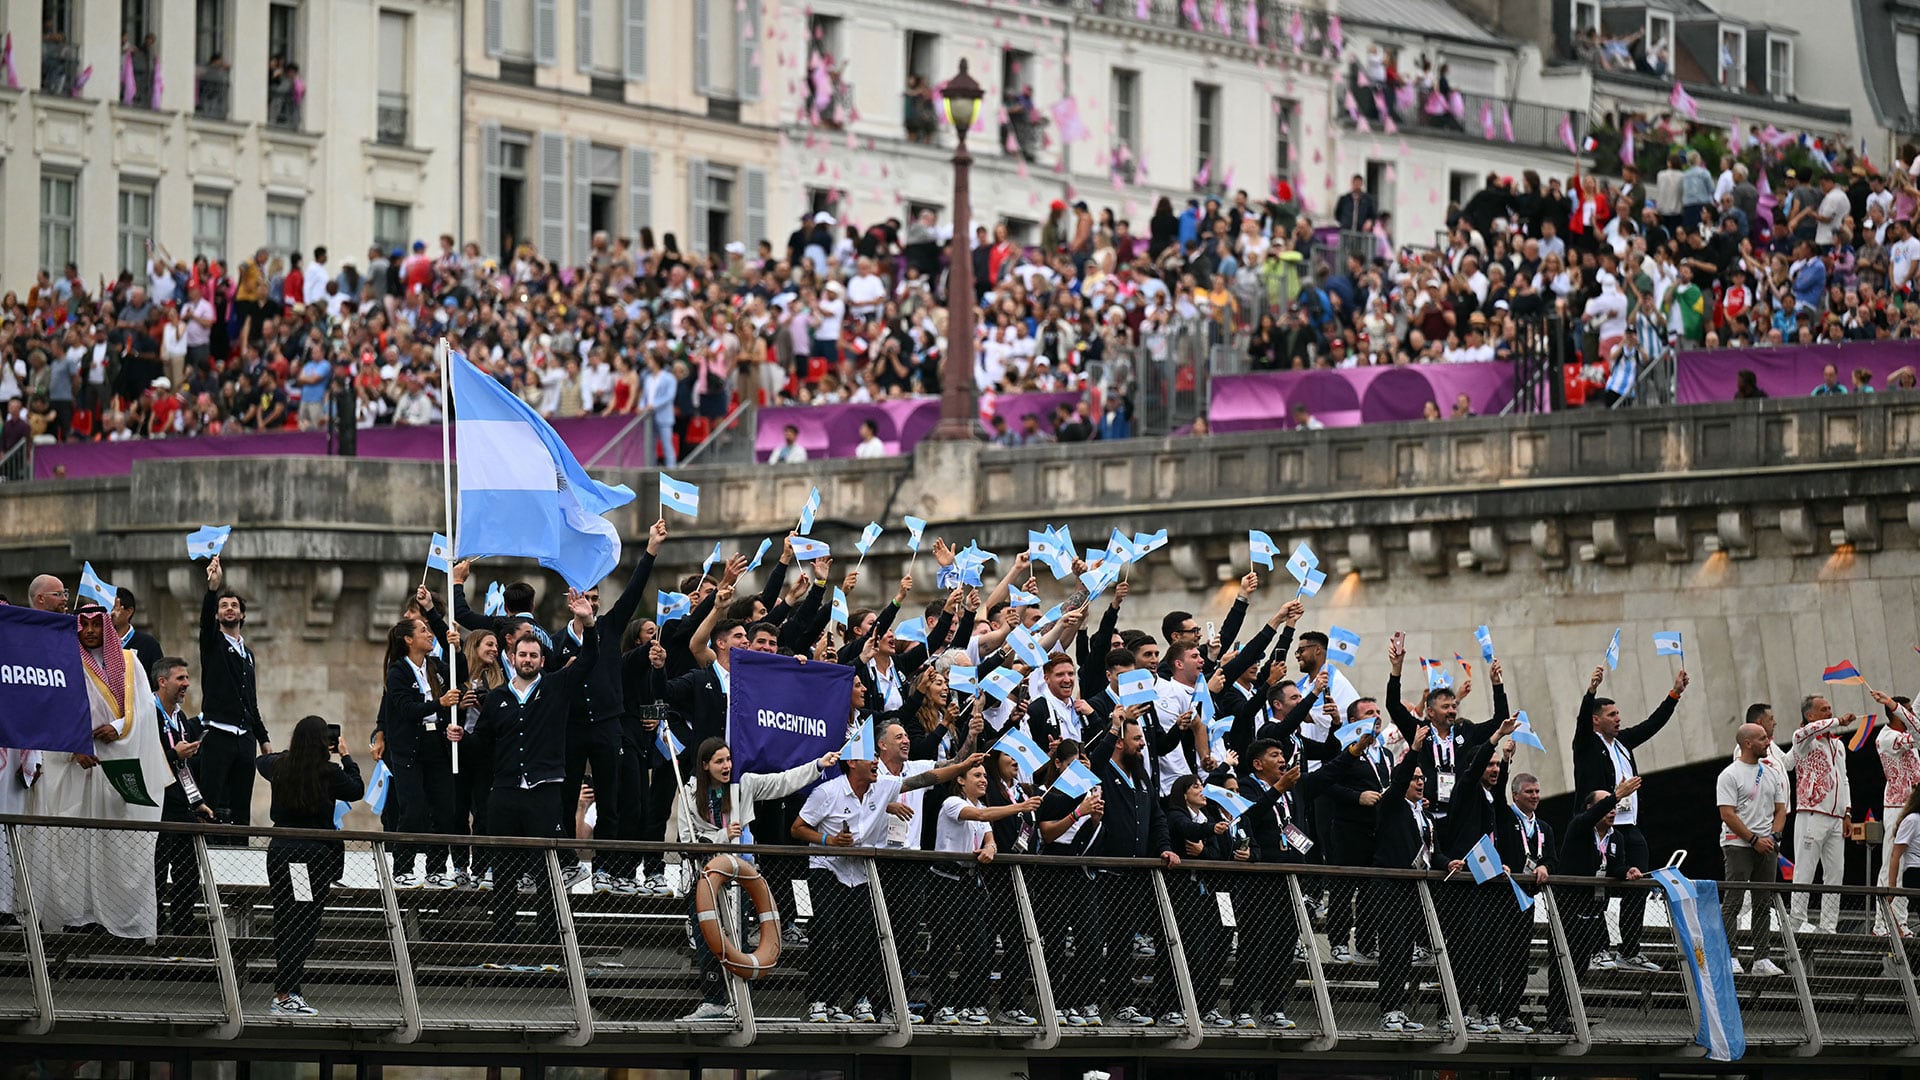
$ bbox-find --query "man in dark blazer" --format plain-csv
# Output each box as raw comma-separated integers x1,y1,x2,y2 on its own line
1544,777,1644,1033
1080,714,1182,1028
196,556,270,836
1372,724,1434,1033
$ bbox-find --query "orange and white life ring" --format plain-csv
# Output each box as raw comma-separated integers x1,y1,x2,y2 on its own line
693,853,781,980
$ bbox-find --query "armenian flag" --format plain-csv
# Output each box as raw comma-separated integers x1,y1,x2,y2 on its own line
1822,661,1865,685
1848,712,1879,753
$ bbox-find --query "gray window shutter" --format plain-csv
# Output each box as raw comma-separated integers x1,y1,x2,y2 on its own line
745,166,768,250
688,158,710,254
576,0,593,72
485,0,504,57
481,122,503,258
572,137,592,266
738,0,761,101
693,0,709,96
538,131,567,261
628,146,653,235
534,0,558,66
624,0,647,80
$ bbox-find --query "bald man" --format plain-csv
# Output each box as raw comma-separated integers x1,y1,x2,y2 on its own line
1717,723,1789,977
29,575,69,612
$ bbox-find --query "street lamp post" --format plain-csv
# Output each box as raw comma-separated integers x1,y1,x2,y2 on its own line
933,60,984,441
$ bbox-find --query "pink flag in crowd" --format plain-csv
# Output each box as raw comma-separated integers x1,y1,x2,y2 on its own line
1669,81,1698,120
1329,16,1344,52
1194,158,1212,188
1620,120,1634,165
1050,97,1090,143
1501,104,1515,142
151,62,162,109
120,50,136,104
1,34,17,90
1182,0,1202,30
1212,0,1231,35
1728,116,1743,151
1479,102,1494,140
1245,0,1259,44
1558,114,1577,155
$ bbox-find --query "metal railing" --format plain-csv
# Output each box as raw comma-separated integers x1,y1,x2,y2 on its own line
1070,0,1332,54
902,91,939,144
41,42,80,96
195,67,231,121
679,397,756,466
1339,82,1584,154
266,82,301,131
4,813,1916,1057
376,92,409,146
0,437,32,482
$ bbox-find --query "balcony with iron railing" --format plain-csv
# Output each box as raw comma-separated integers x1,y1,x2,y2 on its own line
40,41,80,96
376,91,409,145
194,66,230,121
1065,0,1334,55
266,80,302,131
1336,78,1587,156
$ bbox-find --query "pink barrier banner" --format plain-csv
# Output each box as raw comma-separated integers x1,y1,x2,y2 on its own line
1208,362,1517,431
33,414,652,480
755,392,1081,461
1675,342,1920,403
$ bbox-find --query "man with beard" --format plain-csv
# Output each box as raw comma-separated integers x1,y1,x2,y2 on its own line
196,556,272,835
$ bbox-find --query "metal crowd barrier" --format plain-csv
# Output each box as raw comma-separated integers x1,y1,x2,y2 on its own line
2,814,1918,1059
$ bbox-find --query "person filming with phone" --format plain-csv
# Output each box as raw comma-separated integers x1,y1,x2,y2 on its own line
255,715,363,1017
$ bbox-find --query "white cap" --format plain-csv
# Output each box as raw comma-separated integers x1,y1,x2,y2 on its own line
813,211,836,224
724,241,747,255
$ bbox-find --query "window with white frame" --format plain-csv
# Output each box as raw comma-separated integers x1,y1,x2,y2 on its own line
496,0,534,59
374,201,411,254
1767,37,1793,98
40,173,77,274
1900,31,1920,115
590,0,623,74
193,191,229,265
1718,26,1745,89
1193,82,1219,184
1571,0,1598,37
118,182,156,278
1273,97,1297,183
1645,13,1673,59
1112,69,1139,164
266,198,302,261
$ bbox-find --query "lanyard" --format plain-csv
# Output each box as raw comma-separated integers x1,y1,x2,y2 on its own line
156,694,183,742
1433,732,1454,770
1514,808,1543,859
1596,828,1612,862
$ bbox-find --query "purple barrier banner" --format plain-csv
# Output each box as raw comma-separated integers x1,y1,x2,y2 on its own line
755,392,1080,461
1208,362,1516,432
1675,342,1920,403
34,414,653,480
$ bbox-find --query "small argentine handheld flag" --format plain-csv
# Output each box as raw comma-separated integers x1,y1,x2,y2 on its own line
1116,668,1157,706
701,541,724,576
797,487,821,535
483,581,507,616
1248,529,1277,569
1132,529,1169,556
452,350,636,590
1295,567,1327,597
1605,628,1622,671
790,537,831,560
1008,584,1040,608
364,760,393,814
980,667,1022,701
855,522,884,556
745,537,773,573
1475,625,1495,662
1286,542,1319,583
1653,630,1684,658
948,664,979,694
426,533,454,574
78,562,117,609
657,590,692,624
1510,711,1545,751
1326,626,1361,666
1052,760,1101,799
840,718,876,761
903,515,927,553
994,728,1049,776
893,616,929,646
334,801,351,829
1466,833,1505,884
658,474,700,517
1204,784,1255,820
1335,718,1374,747
657,722,686,760
1008,625,1047,668
830,587,849,626
185,524,232,561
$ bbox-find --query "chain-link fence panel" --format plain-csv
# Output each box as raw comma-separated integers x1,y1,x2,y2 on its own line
1186,862,1320,1040
1723,887,1809,1049
218,836,406,1031
0,824,46,1024
575,845,735,1032
1022,859,1186,1034
906,853,1045,1033
394,834,580,1035
1553,877,1696,1048
1320,873,1449,1043
749,852,906,1035
21,823,229,1026
1770,884,1912,1048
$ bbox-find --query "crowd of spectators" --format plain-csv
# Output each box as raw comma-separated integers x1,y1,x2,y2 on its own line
9,135,1920,465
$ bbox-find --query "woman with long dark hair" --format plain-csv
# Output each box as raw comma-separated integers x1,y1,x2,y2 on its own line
255,715,363,1016
1886,783,1920,896
665,736,841,1021
379,603,464,888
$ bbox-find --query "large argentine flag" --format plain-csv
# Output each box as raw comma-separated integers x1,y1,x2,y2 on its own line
452,351,636,589
1652,868,1744,1060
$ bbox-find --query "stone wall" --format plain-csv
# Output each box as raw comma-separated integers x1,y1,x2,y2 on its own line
3,395,1917,824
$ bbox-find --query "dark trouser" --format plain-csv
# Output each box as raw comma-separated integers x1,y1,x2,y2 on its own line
984,867,1033,1009
154,821,201,937
1037,864,1100,1008
1720,844,1778,961
1373,878,1421,1015
1443,879,1499,1015
561,718,624,870
878,859,928,976
1098,869,1175,1014
1173,873,1228,1016
1548,896,1607,1024
1612,824,1652,956
1231,871,1296,1015
267,838,342,996
599,722,653,880
1492,885,1540,1020
1328,822,1377,952
196,728,258,841
928,868,992,1011
390,750,457,877
807,868,882,1007
487,785,561,944
449,755,478,873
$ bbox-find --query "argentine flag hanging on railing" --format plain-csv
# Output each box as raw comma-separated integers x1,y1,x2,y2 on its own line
1652,865,1745,1061
451,350,636,589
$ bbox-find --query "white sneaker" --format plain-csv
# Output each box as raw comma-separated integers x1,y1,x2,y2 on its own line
424,873,452,890
1113,1005,1154,1026
961,1006,991,1026
1501,1016,1534,1034
1380,1010,1424,1032
1465,1015,1493,1034
1233,1011,1257,1029
1589,949,1619,971
1330,943,1355,964
476,870,494,891
1156,1010,1185,1027
563,865,590,889
1201,1008,1234,1028
851,997,878,1023
995,1006,1038,1026
807,1001,851,1023
680,1001,735,1022
1619,953,1661,972
1412,945,1433,964
1729,958,1744,974
1750,958,1785,978
1262,1011,1297,1030
269,995,318,1016
931,1006,962,1026
1793,921,1820,935
593,870,614,894
392,872,423,890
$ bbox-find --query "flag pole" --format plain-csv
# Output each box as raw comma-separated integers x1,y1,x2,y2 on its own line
438,336,460,775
